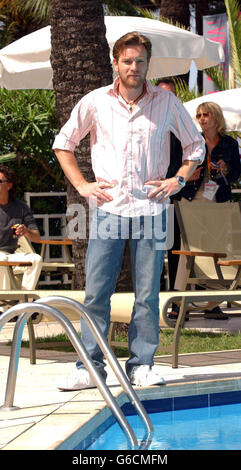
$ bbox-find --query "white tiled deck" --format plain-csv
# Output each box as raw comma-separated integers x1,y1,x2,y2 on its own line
1,309,241,450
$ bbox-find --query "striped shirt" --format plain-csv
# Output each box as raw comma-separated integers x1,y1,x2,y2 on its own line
53,78,205,217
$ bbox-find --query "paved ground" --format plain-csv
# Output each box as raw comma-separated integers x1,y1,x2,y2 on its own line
1,346,241,451
1,307,241,451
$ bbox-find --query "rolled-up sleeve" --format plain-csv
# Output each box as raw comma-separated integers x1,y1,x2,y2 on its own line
52,93,94,152
170,98,206,164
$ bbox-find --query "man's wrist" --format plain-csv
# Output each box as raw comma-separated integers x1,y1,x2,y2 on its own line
76,181,88,195
175,175,186,187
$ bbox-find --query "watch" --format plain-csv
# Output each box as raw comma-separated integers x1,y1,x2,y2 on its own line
175,175,186,187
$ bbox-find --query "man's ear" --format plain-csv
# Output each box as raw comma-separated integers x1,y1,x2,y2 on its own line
113,58,119,74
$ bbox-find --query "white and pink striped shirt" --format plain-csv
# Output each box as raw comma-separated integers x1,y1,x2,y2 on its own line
53,78,205,217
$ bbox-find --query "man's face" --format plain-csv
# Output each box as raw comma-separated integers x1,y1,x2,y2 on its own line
0,172,12,202
113,45,149,89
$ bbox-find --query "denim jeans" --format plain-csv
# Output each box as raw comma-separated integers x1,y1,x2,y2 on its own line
76,208,165,378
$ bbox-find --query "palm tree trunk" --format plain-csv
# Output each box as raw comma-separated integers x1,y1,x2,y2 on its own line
49,0,112,289
49,0,132,291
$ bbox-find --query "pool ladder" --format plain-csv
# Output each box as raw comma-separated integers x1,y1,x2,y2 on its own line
0,296,153,450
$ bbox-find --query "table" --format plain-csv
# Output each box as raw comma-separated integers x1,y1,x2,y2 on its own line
0,261,32,290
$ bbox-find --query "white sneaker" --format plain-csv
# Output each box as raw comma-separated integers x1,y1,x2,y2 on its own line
130,365,165,387
58,369,96,391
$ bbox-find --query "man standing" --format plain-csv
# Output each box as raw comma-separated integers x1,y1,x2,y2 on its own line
0,165,42,293
53,32,205,389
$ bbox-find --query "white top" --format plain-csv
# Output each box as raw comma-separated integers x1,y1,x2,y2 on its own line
53,78,205,217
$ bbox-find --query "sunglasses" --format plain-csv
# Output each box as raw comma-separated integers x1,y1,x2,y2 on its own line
196,112,210,119
0,179,8,184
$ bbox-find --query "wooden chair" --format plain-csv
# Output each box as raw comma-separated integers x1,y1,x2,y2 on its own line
16,236,75,288
0,260,32,306
0,260,37,364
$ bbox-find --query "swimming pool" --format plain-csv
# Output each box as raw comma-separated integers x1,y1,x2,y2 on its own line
74,390,241,450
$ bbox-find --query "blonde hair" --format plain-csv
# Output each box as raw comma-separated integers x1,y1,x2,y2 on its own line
196,101,226,135
113,31,152,63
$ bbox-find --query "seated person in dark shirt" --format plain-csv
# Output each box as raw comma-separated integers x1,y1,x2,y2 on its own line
0,165,42,293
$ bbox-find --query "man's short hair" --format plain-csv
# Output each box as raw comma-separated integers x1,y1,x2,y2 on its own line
0,165,16,200
113,31,152,63
156,77,176,91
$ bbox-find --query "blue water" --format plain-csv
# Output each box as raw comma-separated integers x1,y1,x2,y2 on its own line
75,390,241,450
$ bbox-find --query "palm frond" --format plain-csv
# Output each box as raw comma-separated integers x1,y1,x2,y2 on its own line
0,152,17,163
19,0,49,22
205,65,230,91
136,8,157,19
173,78,201,103
205,0,241,90
225,0,241,86
137,7,189,30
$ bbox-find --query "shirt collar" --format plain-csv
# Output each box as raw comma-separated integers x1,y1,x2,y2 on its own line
109,77,155,100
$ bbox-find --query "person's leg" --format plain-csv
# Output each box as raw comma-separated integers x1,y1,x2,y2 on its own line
0,252,11,290
76,209,127,376
126,213,165,380
14,253,42,290
58,209,127,390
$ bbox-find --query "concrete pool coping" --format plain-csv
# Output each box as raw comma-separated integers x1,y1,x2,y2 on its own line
1,346,241,451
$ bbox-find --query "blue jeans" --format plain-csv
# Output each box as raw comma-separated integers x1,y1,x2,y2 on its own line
76,208,165,378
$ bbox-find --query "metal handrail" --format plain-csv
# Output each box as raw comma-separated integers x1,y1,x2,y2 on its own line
0,296,154,449
36,296,153,436
0,304,138,449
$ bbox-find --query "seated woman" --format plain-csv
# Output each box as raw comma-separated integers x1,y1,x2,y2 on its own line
170,101,241,320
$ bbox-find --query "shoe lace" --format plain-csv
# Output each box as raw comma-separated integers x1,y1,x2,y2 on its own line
133,365,150,380
67,369,90,386
79,370,90,384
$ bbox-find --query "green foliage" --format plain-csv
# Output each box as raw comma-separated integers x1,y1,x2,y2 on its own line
137,7,190,30
20,328,241,356
104,0,139,16
0,88,65,201
0,0,49,47
19,0,50,23
173,78,202,103
204,64,230,90
225,0,241,85
0,152,16,163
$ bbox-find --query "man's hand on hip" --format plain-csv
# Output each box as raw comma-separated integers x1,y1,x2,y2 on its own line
77,179,115,206
144,177,181,202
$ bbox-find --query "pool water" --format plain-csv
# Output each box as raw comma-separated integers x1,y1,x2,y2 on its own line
75,390,241,450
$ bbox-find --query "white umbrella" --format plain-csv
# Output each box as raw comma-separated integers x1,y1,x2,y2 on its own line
183,88,241,132
0,16,224,90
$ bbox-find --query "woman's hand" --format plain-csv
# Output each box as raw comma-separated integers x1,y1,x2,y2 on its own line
217,159,228,176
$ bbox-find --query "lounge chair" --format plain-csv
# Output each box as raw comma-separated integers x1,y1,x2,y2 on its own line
173,201,241,311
